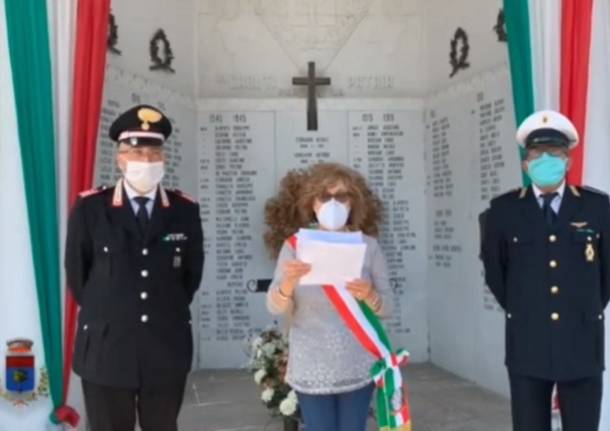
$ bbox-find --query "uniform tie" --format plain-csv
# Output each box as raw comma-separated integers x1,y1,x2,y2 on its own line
134,196,150,234
541,192,558,226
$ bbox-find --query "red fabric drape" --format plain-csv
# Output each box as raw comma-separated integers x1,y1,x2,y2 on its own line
62,0,110,425
561,0,594,185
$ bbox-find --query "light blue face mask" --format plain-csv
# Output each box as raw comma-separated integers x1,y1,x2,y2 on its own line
527,152,568,187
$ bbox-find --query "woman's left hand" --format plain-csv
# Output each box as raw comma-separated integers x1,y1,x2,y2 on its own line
346,279,373,301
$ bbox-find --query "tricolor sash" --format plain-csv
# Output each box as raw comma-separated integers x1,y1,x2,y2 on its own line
287,236,412,431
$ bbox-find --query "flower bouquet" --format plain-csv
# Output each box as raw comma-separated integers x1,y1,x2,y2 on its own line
249,328,300,429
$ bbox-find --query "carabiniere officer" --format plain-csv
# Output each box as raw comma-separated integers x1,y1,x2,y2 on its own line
65,105,204,431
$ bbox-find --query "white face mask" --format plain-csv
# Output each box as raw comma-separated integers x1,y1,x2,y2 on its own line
316,199,350,231
123,161,164,193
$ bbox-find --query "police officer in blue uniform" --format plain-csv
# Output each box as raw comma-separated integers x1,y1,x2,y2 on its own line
65,105,204,431
482,110,610,431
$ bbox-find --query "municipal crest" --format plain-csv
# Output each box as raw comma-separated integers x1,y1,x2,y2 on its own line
0,339,49,406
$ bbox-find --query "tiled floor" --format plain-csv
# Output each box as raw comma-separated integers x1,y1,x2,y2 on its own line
177,363,511,431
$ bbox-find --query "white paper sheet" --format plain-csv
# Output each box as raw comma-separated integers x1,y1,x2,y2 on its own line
296,239,367,286
297,228,364,244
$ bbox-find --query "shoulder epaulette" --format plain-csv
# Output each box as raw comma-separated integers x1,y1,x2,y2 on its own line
172,189,196,203
580,185,608,196
78,185,106,198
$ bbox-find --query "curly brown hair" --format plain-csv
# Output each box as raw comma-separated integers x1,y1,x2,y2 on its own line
263,163,383,258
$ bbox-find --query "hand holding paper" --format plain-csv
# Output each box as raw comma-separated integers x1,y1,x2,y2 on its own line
295,229,367,287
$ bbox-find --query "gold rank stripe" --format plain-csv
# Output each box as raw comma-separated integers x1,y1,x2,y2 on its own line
518,187,527,199
112,178,124,207
569,185,581,197
159,185,170,208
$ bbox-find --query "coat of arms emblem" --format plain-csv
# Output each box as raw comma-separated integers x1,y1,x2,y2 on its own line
0,338,49,406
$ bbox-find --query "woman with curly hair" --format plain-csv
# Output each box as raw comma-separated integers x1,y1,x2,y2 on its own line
264,162,391,431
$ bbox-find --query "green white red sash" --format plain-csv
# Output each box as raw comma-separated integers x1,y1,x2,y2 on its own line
288,236,412,431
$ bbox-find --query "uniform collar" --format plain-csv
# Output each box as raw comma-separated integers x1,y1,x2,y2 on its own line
122,178,157,202
112,178,170,208
532,180,566,200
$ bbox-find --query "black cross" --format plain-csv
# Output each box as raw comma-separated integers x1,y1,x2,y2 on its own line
292,62,331,131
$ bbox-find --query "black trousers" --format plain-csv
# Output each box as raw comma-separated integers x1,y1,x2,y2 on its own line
82,378,187,431
509,373,602,431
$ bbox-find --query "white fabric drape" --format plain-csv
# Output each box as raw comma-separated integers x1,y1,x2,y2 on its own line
47,0,86,427
528,0,561,111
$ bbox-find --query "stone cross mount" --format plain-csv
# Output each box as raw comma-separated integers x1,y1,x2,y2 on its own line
292,61,331,131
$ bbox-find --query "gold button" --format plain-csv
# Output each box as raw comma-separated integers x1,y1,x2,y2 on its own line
549,260,557,268
550,286,559,294
142,248,149,256
588,236,593,242
551,312,559,321
549,235,557,243
513,237,518,243
599,314,603,320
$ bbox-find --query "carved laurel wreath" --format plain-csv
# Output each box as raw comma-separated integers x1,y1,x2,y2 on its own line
107,12,121,55
449,27,470,78
494,9,507,42
149,29,175,73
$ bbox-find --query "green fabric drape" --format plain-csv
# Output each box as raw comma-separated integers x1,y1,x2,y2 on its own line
4,0,63,423
504,0,534,186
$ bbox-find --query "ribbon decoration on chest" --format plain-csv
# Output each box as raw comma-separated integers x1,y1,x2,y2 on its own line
287,235,412,431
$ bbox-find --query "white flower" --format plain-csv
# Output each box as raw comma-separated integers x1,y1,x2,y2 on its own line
254,369,267,385
287,390,297,401
252,336,263,349
279,396,298,416
262,343,276,357
261,388,275,403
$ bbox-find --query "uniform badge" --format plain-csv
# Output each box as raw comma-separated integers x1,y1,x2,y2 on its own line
571,221,588,229
164,233,187,242
137,107,162,131
586,243,596,262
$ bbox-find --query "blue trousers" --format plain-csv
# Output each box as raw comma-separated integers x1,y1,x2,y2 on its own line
297,383,374,431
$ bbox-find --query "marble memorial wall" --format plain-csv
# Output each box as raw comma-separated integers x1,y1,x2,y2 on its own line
425,67,522,394
196,100,428,368
95,63,524,396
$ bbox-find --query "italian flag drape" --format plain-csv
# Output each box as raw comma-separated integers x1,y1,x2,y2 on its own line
504,0,610,427
0,0,108,428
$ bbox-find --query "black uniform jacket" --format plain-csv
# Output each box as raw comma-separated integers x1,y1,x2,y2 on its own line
482,184,610,381
65,181,204,388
